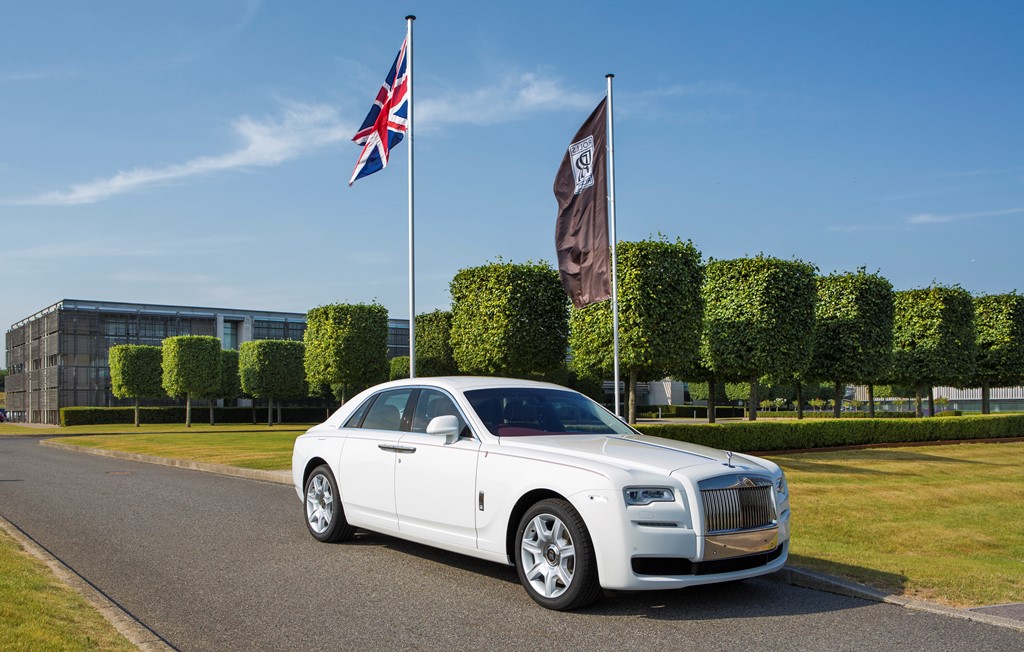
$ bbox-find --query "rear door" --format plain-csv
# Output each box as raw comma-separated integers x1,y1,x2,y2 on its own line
336,388,414,532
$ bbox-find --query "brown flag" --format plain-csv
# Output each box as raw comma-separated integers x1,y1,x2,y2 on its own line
554,98,611,309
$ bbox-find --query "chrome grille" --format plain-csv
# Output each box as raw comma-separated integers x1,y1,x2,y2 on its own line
700,478,777,534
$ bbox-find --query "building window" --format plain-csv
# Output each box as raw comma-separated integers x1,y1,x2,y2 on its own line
223,321,239,350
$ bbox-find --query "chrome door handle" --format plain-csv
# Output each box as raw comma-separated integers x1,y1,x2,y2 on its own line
378,444,417,454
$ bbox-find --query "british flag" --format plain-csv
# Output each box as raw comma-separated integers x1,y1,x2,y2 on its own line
349,38,409,185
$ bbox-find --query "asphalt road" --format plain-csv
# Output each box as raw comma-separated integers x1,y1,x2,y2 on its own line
2,436,1022,652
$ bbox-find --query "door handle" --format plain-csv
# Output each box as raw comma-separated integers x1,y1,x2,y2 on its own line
378,444,417,454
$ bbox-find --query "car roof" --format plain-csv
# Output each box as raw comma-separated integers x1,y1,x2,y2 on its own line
376,376,573,394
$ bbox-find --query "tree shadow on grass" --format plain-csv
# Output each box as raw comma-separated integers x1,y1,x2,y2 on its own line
776,448,994,476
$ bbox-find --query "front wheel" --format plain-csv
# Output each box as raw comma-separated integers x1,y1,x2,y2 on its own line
515,499,600,610
304,465,356,543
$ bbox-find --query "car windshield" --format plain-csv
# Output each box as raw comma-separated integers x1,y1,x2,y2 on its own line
464,387,636,437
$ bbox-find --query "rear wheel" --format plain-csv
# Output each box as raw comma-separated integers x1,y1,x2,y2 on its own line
304,465,356,543
515,499,600,610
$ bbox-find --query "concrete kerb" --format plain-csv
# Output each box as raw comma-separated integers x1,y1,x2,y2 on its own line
771,562,1024,632
37,439,1024,634
0,515,176,651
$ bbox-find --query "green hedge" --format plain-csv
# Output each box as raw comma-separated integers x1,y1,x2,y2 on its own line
636,405,746,419
60,406,328,427
754,410,923,419
634,414,1024,453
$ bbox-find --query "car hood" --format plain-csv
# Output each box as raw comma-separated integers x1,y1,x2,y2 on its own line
497,433,735,476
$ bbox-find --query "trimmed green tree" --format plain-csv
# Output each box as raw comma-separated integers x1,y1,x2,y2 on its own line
891,286,976,417
240,340,307,426
809,269,894,418
161,335,222,427
415,310,458,376
205,348,241,426
109,344,164,426
450,260,568,378
570,238,704,423
304,303,389,403
700,255,817,421
972,293,1024,414
390,356,410,380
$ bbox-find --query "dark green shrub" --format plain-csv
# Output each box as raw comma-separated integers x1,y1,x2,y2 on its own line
635,414,1024,452
60,406,325,427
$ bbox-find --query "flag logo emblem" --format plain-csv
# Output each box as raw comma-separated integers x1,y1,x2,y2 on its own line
569,135,595,195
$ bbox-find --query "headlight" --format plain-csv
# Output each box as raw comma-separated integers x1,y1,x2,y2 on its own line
623,487,676,506
776,476,788,497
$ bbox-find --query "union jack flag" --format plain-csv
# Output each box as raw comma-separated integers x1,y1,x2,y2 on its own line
349,38,409,185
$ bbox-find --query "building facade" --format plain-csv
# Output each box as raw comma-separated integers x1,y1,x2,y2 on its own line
5,299,410,424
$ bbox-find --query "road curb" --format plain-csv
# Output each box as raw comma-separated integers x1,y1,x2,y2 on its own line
40,440,293,486
772,567,1024,632
0,515,176,651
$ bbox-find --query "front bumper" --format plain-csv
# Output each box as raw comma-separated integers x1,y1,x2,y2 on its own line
573,489,791,591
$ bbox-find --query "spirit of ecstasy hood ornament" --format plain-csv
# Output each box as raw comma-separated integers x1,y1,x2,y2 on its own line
725,451,734,468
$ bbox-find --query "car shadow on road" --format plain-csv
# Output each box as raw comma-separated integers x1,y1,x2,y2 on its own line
343,530,892,621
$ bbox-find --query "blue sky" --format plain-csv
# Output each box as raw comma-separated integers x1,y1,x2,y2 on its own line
3,1,1022,366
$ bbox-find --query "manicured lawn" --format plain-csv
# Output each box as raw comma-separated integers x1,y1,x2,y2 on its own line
39,426,1024,607
0,528,134,651
47,424,307,470
771,441,1024,607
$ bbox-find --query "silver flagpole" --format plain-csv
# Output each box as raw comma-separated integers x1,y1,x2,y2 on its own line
606,74,621,418
406,15,416,378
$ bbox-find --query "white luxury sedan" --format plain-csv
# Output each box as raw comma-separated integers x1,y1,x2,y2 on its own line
292,377,790,610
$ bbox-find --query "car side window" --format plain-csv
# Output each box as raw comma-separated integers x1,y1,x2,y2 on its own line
342,397,373,428
358,389,414,431
410,389,471,438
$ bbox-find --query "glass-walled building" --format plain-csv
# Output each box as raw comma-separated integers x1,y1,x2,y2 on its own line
5,299,410,424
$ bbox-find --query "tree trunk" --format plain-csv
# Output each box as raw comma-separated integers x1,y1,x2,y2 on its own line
748,380,758,422
928,387,935,417
868,384,876,417
707,377,717,424
982,382,991,415
186,394,192,427
627,369,637,425
267,398,274,427
209,399,215,426
277,402,283,424
796,382,804,420
914,386,923,418
134,398,141,427
251,402,257,425
832,382,843,418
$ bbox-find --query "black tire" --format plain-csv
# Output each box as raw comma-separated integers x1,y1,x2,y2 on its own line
514,498,601,611
303,465,356,543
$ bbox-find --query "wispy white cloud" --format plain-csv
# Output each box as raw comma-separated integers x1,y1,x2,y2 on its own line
418,72,595,128
9,101,352,206
8,70,601,207
907,208,1024,225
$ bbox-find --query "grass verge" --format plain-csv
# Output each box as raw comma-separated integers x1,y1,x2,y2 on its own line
771,441,1024,607
44,424,306,470
0,527,134,651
